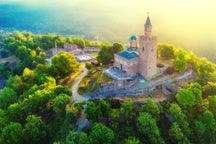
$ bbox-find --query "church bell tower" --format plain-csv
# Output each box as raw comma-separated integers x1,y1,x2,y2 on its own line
138,14,157,80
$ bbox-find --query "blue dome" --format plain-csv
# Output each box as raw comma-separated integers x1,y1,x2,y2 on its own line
129,35,137,41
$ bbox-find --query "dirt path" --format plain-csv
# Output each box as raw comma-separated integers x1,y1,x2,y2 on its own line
0,56,17,64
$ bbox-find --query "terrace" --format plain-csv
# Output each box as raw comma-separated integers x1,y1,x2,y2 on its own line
105,66,133,80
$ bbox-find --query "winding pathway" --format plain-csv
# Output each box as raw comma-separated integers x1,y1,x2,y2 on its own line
71,66,89,102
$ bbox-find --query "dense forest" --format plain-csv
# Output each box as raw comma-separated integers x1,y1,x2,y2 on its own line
0,31,216,144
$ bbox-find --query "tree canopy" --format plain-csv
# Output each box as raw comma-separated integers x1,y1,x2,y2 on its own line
176,88,195,107
137,112,165,144
51,52,79,80
89,123,114,144
157,43,175,59
97,42,123,65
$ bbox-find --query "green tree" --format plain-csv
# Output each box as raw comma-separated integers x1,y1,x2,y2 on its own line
22,67,34,83
201,110,216,143
39,34,55,49
168,122,184,143
137,112,165,144
65,108,77,127
97,42,123,65
168,104,191,136
109,109,120,129
174,58,186,72
23,115,47,144
0,87,17,109
89,123,114,144
51,52,79,80
78,132,89,144
15,46,35,68
197,58,215,77
203,82,216,96
193,120,206,137
0,63,12,78
125,137,141,144
23,84,55,114
120,98,134,122
97,45,113,65
85,61,92,70
98,99,111,117
7,103,23,123
142,98,160,119
173,49,187,72
189,83,207,114
66,131,89,144
53,85,72,96
174,49,187,60
208,95,216,117
6,75,26,95
66,131,80,144
175,88,195,108
55,35,66,48
0,109,8,133
85,101,102,122
13,61,25,75
189,82,202,102
34,64,49,75
157,43,175,59
201,110,215,131
73,38,85,48
53,94,71,115
0,122,23,144
3,31,30,54
112,42,123,53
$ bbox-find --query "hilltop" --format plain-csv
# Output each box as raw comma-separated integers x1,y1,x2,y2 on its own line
0,31,216,143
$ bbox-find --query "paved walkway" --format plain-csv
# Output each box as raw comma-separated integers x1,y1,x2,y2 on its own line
71,66,89,102
76,104,91,132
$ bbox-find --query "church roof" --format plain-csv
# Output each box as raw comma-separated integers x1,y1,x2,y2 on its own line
116,51,138,60
145,16,152,26
129,35,137,41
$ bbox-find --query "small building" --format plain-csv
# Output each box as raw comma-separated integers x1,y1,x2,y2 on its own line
114,51,139,76
63,44,84,55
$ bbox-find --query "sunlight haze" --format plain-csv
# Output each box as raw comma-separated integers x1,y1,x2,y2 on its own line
1,0,216,61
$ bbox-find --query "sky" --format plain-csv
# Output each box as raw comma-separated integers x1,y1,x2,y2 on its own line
1,0,216,61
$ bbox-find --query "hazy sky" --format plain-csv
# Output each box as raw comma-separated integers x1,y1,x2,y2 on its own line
1,0,216,61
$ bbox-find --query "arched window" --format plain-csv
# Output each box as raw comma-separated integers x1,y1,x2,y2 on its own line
151,47,153,52
142,47,145,52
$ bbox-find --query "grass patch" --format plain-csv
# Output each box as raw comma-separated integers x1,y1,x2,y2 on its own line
100,72,113,84
78,66,113,95
87,52,98,58
78,66,102,95
61,66,83,87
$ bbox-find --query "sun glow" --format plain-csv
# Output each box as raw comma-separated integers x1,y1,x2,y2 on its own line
1,0,216,61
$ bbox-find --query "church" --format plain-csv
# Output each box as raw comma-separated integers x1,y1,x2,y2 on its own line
112,15,157,80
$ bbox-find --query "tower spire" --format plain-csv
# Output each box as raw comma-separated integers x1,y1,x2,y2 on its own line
145,13,152,27
144,13,152,37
